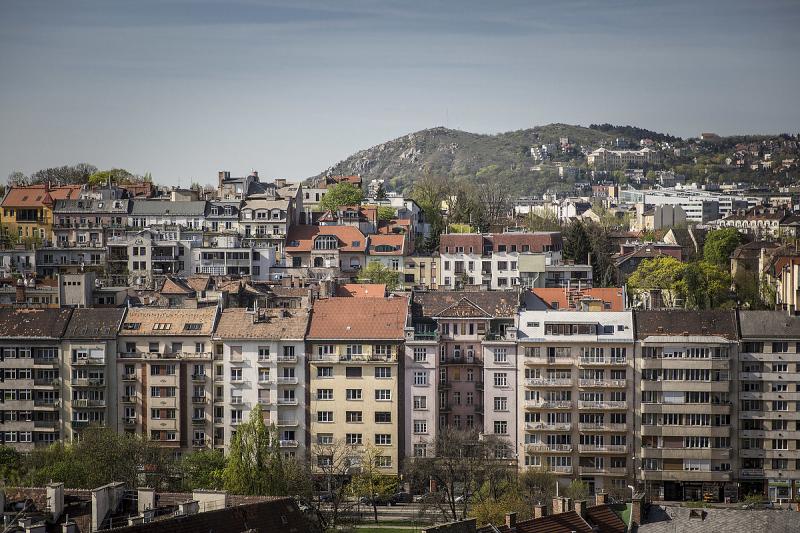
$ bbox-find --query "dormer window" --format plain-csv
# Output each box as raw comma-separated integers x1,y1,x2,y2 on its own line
184,323,202,331
211,207,219,216
224,206,232,216
314,235,339,250
352,241,360,247
122,322,141,330
153,323,172,331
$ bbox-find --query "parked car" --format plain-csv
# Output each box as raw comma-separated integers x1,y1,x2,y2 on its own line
414,492,445,503
454,494,472,504
317,491,334,503
359,494,394,506
390,491,413,504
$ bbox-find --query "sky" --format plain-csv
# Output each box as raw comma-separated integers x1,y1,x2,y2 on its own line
1,0,798,186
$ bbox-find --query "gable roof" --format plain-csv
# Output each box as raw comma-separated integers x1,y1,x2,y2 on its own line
515,510,593,533
0,308,73,339
285,225,367,253
159,277,196,296
585,505,627,533
65,308,126,339
1,185,81,208
186,275,212,293
368,234,405,255
307,296,408,340
413,291,518,319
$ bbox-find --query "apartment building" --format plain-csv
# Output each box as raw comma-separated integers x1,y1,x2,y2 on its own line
116,307,219,454
0,184,81,243
284,225,368,274
0,308,72,451
213,307,309,458
62,308,126,440
307,296,408,476
439,232,563,290
517,310,635,495
634,310,738,502
587,147,663,169
738,311,800,502
402,255,439,291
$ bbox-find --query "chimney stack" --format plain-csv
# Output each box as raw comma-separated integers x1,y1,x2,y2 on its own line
16,278,26,304
595,491,609,506
631,495,644,526
574,500,586,518
533,503,547,519
505,512,517,529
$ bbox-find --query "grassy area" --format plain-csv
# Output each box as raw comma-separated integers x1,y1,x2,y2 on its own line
620,503,631,525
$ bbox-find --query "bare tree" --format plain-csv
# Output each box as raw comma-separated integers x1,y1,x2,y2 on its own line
476,182,512,231
348,445,398,523
311,439,360,530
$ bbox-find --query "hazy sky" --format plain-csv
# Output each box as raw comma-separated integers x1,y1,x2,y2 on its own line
1,0,798,186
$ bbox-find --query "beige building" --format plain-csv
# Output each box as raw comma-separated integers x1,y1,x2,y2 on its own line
517,310,635,496
402,255,439,291
307,296,409,476
117,307,219,455
634,310,738,502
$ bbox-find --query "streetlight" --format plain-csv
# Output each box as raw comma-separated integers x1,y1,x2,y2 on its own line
628,485,636,502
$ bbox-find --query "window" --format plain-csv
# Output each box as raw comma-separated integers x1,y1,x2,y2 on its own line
494,397,508,411
346,389,362,400
375,412,392,423
375,389,391,401
494,348,507,363
258,346,270,360
346,433,363,445
375,456,392,468
494,421,508,435
346,344,363,357
413,420,428,434
375,367,392,378
184,323,202,331
413,371,428,386
414,443,428,457
317,411,334,423
413,348,427,362
317,366,333,378
413,396,427,409
345,367,362,378
493,373,508,387
346,411,363,423
316,389,333,400
375,434,392,446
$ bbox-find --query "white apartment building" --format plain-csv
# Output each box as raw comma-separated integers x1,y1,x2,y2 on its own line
213,307,309,458
517,310,635,495
403,326,439,460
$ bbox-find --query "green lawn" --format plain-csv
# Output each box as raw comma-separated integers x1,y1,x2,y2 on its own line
355,528,421,533
620,503,632,526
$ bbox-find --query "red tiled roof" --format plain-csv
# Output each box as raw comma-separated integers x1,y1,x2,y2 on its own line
368,234,405,255
307,296,408,340
585,505,627,533
531,287,625,311
285,225,367,252
336,284,386,298
515,510,593,533
1,185,80,208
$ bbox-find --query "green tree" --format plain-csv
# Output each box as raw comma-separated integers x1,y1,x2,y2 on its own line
563,479,590,501
626,256,686,308
349,446,398,523
320,183,363,211
678,260,733,309
562,220,591,264
518,468,557,505
357,261,400,291
223,404,285,495
411,174,449,253
525,212,561,232
0,445,24,484
87,168,135,187
180,450,226,491
703,227,744,267
376,206,396,221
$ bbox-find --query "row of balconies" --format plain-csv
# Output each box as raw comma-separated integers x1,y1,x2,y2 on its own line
527,443,628,453
118,351,213,360
524,422,628,432
640,470,732,482
640,447,732,459
524,378,627,388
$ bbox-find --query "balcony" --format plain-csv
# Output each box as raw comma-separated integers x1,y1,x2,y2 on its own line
277,377,299,385
310,353,338,362
191,396,208,404
277,398,298,406
72,357,106,366
192,418,206,426
525,400,572,409
191,374,207,382
577,423,627,432
279,439,299,448
579,379,626,388
122,373,137,381
192,439,208,448
33,399,60,408
412,331,439,341
258,398,272,406
122,417,136,427
277,354,298,363
257,356,271,365
527,443,573,453
33,420,58,429
524,356,572,366
258,377,274,386
121,395,136,403
577,444,627,453
641,470,732,482
525,422,572,432
72,399,106,408
579,466,628,476
526,378,573,387
71,420,91,429
230,397,244,405
577,401,627,410
549,466,573,474
33,378,60,387
33,357,58,366
70,378,105,387
740,468,765,478
277,418,298,427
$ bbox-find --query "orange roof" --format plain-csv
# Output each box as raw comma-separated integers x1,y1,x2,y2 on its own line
1,184,81,208
368,234,405,255
285,225,367,252
308,296,408,340
336,284,386,298
531,287,625,312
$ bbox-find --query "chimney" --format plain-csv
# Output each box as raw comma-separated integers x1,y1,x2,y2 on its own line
47,482,64,521
631,495,644,526
533,503,547,519
138,488,156,514
574,500,586,518
505,512,517,528
595,491,609,506
16,278,26,304
552,497,564,515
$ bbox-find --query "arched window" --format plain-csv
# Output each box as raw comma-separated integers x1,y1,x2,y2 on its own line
314,235,339,250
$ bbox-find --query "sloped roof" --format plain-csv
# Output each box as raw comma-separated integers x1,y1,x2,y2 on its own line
130,200,207,216
215,308,309,340
739,311,800,339
336,284,386,298
307,296,408,340
120,307,218,336
65,308,126,339
515,510,593,533
159,277,196,296
413,291,518,319
285,225,367,253
0,308,73,339
585,505,627,533
368,234,405,255
530,288,625,311
186,275,212,293
635,310,737,339
1,185,81,208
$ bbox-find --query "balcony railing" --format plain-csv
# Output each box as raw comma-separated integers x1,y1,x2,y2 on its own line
577,401,627,409
277,398,298,406
277,377,299,385
525,422,572,431
740,468,765,478
70,378,105,387
122,417,136,426
525,400,572,409
579,379,626,388
258,398,272,406
277,418,298,426
277,354,298,363
526,378,573,387
279,439,299,448
191,396,208,404
72,357,106,366
578,423,627,432
191,374,207,382
578,444,627,453
72,399,106,408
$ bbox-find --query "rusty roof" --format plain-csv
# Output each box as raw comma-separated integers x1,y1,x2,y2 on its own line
0,308,73,338
214,307,309,340
307,296,408,340
413,290,518,319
